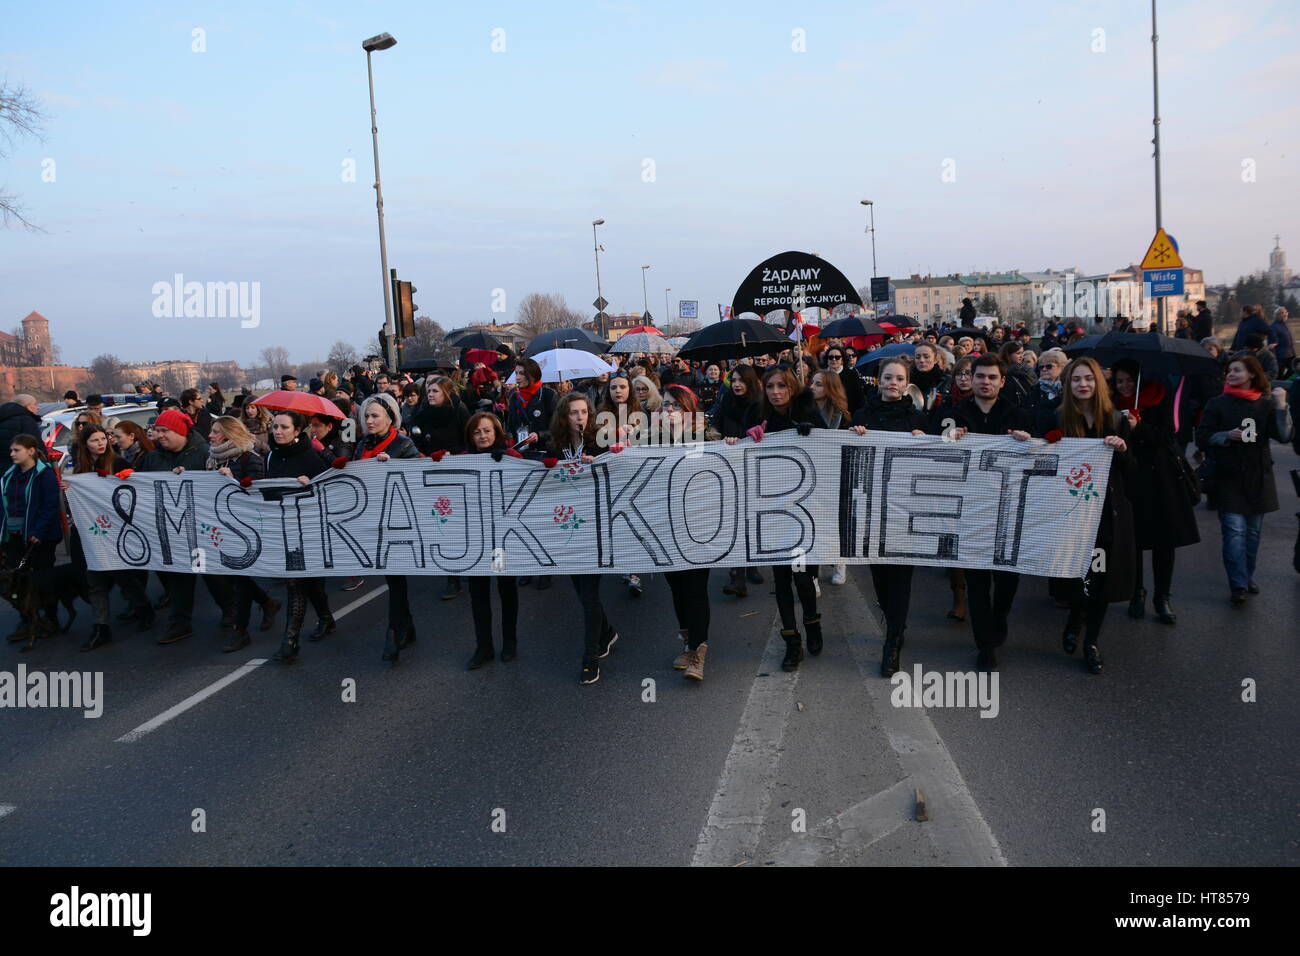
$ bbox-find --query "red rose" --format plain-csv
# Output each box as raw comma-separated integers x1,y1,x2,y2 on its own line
331,456,349,469
1044,429,1064,444
95,468,109,477
239,476,253,488
114,468,134,480
430,450,447,462
1066,463,1092,489
542,457,558,469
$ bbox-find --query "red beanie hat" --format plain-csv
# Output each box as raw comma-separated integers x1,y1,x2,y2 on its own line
154,408,192,437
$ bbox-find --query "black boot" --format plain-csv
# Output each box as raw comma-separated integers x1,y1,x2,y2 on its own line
222,626,251,654
307,614,336,642
500,631,517,663
1153,593,1177,625
1084,640,1103,674
441,576,462,600
272,589,306,662
1062,607,1083,655
80,623,112,652
804,615,823,656
259,596,281,631
780,628,803,672
467,644,494,670
383,619,413,662
747,568,764,586
134,606,155,633
1127,587,1146,619
722,567,748,598
880,630,903,678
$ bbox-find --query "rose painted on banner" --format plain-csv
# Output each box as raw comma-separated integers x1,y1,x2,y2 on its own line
87,514,112,536
198,521,223,547
553,504,585,541
1066,463,1092,489
433,496,453,524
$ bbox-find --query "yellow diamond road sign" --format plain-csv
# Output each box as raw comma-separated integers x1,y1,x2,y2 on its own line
1140,228,1183,270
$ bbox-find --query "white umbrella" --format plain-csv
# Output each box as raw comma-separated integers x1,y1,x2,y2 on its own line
513,348,616,384
666,335,690,348
611,332,675,355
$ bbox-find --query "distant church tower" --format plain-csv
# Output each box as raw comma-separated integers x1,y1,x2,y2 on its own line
1267,236,1291,287
21,311,52,365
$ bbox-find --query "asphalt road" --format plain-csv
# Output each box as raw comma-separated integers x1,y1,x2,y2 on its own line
1,447,1297,866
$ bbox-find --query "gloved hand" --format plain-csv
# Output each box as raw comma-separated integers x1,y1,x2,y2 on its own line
746,421,767,443
610,443,625,453
114,468,134,480
795,421,813,437
429,450,447,462
331,456,349,469
95,468,109,477
239,476,254,488
490,449,504,462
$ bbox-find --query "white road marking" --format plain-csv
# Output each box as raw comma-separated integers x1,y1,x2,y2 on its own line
772,778,913,865
691,614,798,867
116,583,388,744
0,805,15,820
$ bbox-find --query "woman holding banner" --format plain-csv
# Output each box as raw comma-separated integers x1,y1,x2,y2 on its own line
460,412,523,670
345,392,423,662
715,364,767,599
599,371,648,598
548,392,620,685
928,354,975,623
262,410,335,663
411,375,470,601
849,358,930,677
729,367,823,672
507,357,556,592
1043,358,1136,675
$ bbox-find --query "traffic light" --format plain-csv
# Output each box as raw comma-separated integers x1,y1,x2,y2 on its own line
392,278,417,338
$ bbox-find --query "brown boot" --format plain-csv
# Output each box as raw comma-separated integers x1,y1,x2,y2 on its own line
671,630,690,669
683,642,708,681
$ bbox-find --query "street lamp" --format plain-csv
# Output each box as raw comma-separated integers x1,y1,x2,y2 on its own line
664,288,671,328
363,31,397,370
860,199,877,280
641,265,650,319
592,219,606,338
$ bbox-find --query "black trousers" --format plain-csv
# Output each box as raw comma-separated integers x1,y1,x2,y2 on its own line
232,577,273,629
1134,546,1175,596
3,538,56,621
387,575,411,625
469,576,519,650
570,574,614,664
772,564,819,631
286,578,330,628
1068,577,1110,647
965,568,1020,650
117,569,150,617
869,564,914,637
666,568,710,649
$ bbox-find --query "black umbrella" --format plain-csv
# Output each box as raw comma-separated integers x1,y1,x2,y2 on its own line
1067,332,1219,376
525,328,610,356
677,319,792,361
1062,334,1105,356
445,329,502,350
885,314,920,329
820,315,889,338
855,343,916,369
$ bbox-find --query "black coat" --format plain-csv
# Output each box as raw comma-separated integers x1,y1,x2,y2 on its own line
1046,412,1138,604
744,390,820,434
410,401,470,455
505,386,557,452
942,396,1032,436
852,392,929,433
836,367,866,413
136,431,211,473
264,432,328,481
352,428,420,461
713,390,760,439
1196,393,1293,514
1123,389,1200,549
0,402,43,450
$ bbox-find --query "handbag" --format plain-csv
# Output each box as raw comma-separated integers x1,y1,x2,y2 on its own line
1177,454,1202,506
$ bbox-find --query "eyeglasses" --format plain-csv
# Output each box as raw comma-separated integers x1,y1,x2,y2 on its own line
826,354,844,362
660,400,681,410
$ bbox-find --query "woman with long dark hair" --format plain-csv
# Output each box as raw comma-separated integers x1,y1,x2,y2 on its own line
598,370,649,596
929,354,975,623
261,410,334,663
1111,360,1200,624
460,412,523,669
549,392,619,685
849,358,929,676
240,400,273,455
67,425,128,651
1,435,62,650
1195,355,1293,604
1047,358,1137,674
206,383,226,418
729,366,822,671
207,416,279,653
111,421,154,465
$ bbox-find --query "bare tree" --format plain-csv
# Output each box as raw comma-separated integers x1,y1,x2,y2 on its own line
664,316,702,338
81,354,126,395
516,292,584,340
409,316,447,354
326,340,359,373
258,346,292,376
0,80,48,231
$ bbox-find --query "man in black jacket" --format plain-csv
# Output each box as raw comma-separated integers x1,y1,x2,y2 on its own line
1191,301,1214,341
135,409,225,644
0,394,43,450
942,355,1034,671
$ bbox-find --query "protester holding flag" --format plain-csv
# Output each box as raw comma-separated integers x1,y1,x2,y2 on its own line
548,392,619,685
1044,358,1136,675
849,358,930,676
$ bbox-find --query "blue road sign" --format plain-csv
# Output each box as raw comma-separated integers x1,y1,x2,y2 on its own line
1143,269,1184,297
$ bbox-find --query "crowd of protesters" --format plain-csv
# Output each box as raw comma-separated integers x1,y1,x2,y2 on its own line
2,301,1296,687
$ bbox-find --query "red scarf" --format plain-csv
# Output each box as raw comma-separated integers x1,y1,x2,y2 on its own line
360,428,397,459
515,381,542,406
1223,384,1262,402
1115,382,1165,424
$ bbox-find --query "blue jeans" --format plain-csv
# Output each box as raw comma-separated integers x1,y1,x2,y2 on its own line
1218,512,1263,591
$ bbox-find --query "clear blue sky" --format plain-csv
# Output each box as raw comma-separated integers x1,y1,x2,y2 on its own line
1,0,1296,366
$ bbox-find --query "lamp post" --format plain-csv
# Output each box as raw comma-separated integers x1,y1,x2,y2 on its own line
592,218,606,337
641,265,650,319
363,31,397,370
860,199,877,280
1150,0,1168,334
664,288,671,329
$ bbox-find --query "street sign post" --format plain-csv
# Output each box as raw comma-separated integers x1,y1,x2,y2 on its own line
1143,269,1184,297
870,277,890,303
1140,228,1184,331
679,300,698,319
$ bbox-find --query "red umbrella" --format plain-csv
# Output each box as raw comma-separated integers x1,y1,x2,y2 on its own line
621,325,664,337
250,390,343,420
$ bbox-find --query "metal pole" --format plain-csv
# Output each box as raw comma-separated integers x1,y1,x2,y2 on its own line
1151,0,1167,334
367,50,396,370
593,222,604,338
641,267,649,314
665,289,671,328
869,203,878,279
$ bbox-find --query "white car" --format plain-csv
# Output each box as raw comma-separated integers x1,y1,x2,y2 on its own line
42,402,160,465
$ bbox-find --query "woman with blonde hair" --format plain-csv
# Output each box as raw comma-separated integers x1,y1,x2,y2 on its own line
632,375,661,414
1044,357,1136,674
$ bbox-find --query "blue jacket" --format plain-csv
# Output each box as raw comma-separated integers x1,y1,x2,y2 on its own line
1231,314,1278,351
1,460,64,545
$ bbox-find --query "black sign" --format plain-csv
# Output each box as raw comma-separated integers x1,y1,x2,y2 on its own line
732,251,863,318
871,277,890,303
